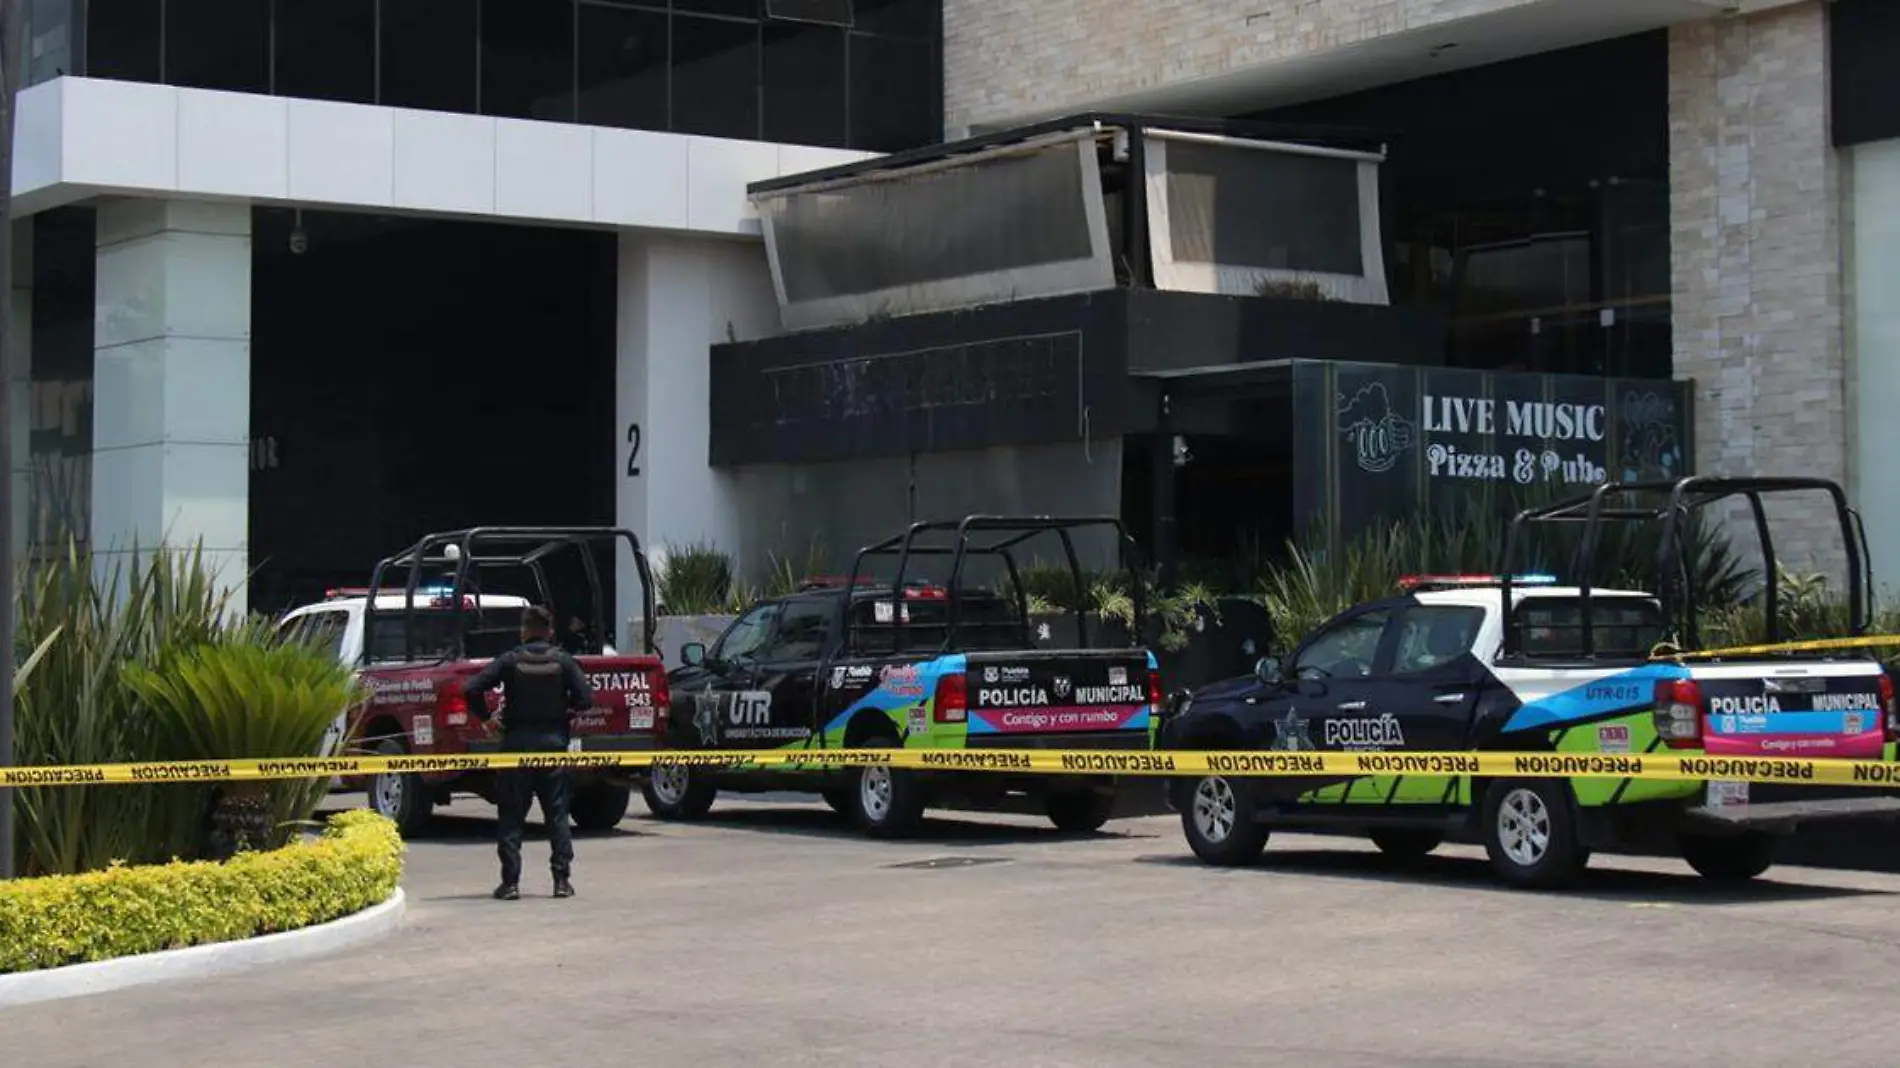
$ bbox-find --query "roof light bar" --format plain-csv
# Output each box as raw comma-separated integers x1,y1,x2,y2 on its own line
1398,573,1558,591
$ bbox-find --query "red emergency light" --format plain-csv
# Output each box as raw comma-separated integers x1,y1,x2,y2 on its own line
1398,573,1559,592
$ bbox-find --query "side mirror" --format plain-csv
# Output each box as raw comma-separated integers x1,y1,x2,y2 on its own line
680,642,707,667
1254,656,1283,685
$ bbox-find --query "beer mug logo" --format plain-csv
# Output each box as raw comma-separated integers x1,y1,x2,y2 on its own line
1336,382,1415,474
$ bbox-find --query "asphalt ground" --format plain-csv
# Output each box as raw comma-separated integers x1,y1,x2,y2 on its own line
7,790,1900,1067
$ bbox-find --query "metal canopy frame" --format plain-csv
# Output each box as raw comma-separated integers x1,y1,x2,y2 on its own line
831,515,1148,658
1498,476,1870,658
363,526,659,665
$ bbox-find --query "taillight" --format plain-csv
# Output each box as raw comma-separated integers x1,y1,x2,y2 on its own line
1148,669,1164,707
1653,678,1703,749
1880,673,1897,742
934,671,967,723
437,680,469,717
653,672,673,730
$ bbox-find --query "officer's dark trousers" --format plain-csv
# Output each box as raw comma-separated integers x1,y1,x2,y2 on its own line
496,729,573,886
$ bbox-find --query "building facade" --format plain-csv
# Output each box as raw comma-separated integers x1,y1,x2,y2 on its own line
5,0,1892,633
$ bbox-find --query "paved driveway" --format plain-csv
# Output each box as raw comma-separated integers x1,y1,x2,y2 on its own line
7,793,1900,1067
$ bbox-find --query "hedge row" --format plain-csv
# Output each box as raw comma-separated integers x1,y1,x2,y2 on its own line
0,809,405,975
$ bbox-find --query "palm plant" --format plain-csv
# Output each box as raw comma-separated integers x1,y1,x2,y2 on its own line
654,541,734,616
123,624,359,857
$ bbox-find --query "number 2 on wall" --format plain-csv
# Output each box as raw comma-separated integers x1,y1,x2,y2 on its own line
626,423,642,477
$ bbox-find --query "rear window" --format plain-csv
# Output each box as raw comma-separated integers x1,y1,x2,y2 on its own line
367,608,521,662
1513,597,1664,659
849,593,1028,654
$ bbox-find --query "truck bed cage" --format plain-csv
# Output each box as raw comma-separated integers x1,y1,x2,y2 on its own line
1498,476,1870,657
363,526,658,664
835,515,1148,656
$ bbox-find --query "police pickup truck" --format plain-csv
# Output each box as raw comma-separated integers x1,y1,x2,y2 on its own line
647,516,1163,838
1161,477,1900,890
277,527,671,837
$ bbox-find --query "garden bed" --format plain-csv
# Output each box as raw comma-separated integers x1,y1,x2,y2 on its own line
0,810,404,975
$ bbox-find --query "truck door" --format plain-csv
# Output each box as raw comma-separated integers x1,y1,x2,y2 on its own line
750,597,831,747
684,602,777,749
1320,603,1485,805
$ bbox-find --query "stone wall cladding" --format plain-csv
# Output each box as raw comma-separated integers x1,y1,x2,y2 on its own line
944,0,1548,131
1668,1,1848,576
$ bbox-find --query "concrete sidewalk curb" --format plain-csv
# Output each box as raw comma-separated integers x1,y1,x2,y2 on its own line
0,887,407,1009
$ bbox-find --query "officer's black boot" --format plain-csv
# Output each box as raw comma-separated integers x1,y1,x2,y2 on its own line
494,882,520,901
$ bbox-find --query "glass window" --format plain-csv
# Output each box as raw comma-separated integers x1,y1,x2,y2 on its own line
165,0,270,94
481,0,576,121
762,20,846,148
714,603,779,663
847,32,936,152
274,0,376,104
763,599,832,661
676,0,757,17
672,14,760,140
852,0,935,38
1514,598,1664,659
1292,610,1387,680
380,0,478,114
577,2,668,132
86,0,162,82
1389,606,1483,674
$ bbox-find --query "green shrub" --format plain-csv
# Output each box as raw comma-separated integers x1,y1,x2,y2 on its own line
654,542,734,616
0,810,404,975
759,540,830,600
123,634,360,855
11,539,248,876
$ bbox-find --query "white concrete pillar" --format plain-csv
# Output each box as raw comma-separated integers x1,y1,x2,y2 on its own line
90,200,251,612
9,220,31,564
614,233,779,636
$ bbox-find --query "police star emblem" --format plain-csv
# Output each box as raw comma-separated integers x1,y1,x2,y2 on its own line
1271,709,1315,752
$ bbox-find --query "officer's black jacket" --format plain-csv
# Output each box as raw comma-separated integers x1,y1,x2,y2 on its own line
462,641,595,732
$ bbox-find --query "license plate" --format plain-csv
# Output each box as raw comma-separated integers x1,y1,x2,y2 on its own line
567,738,583,754
1707,780,1748,807
630,710,656,730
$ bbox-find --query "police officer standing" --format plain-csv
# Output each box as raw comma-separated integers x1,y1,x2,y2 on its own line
463,605,595,900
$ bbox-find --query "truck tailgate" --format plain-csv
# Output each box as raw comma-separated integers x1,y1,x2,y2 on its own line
1695,660,1889,759
962,650,1156,741
570,655,670,739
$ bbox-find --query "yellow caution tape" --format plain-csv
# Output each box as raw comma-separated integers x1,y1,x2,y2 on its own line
1652,633,1900,661
2,749,1899,788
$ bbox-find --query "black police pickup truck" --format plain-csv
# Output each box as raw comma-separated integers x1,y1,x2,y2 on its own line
642,516,1165,838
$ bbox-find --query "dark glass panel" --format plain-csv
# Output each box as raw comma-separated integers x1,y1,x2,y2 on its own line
577,2,668,131
165,0,270,93
762,20,845,147
85,0,162,82
672,14,759,140
274,0,376,104
481,0,577,121
847,32,936,152
380,0,479,114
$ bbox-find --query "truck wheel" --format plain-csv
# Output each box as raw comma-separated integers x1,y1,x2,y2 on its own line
851,734,925,838
1681,832,1776,884
1481,779,1588,890
1181,775,1269,866
642,763,716,821
368,739,434,837
571,783,633,832
1369,828,1444,860
1046,789,1114,833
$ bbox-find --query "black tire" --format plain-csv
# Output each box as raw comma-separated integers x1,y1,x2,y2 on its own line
849,734,926,838
1180,775,1269,866
1481,779,1588,890
368,739,434,837
1369,827,1445,860
1681,832,1776,884
641,762,716,820
1046,789,1115,833
821,788,853,816
571,782,633,832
